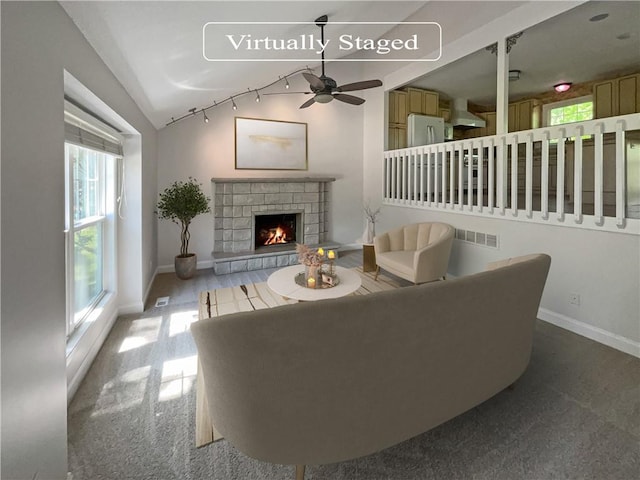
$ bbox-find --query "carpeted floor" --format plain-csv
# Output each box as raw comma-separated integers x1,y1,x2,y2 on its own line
67,251,640,480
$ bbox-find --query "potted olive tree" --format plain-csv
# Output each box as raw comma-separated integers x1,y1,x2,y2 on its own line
157,177,211,280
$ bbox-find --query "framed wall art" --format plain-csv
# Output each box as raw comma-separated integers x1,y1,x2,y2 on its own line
235,117,308,170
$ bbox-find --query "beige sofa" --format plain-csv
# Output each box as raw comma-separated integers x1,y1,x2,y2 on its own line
191,254,551,479
374,222,454,284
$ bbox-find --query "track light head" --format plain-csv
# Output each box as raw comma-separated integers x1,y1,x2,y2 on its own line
255,90,261,103
231,98,237,110
285,77,290,89
203,111,209,123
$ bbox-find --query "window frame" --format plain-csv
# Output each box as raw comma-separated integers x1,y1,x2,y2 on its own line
542,94,594,127
64,102,122,338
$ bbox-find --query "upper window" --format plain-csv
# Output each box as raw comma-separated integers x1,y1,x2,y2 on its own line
544,95,593,127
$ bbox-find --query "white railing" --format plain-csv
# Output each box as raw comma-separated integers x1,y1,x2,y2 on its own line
383,113,640,234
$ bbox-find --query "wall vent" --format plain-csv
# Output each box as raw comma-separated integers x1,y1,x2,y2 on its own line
455,228,499,249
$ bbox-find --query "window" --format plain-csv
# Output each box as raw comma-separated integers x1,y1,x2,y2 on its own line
65,103,121,337
548,100,593,126
543,96,593,142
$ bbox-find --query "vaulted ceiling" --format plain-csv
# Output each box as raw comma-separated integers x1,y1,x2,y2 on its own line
61,1,640,128
61,1,426,128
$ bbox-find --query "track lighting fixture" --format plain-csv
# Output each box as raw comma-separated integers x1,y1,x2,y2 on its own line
166,67,311,126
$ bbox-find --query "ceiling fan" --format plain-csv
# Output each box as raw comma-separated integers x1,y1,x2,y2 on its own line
270,15,383,109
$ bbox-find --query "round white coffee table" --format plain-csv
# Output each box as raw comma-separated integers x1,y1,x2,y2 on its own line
267,265,362,302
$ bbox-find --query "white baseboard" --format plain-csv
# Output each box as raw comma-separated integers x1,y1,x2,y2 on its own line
157,259,214,274
538,307,640,358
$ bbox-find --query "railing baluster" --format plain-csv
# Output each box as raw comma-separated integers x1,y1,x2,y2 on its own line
525,134,533,218
594,123,604,225
458,145,464,209
511,137,518,215
434,147,440,207
467,143,473,210
427,150,433,206
541,132,549,219
393,155,398,203
478,141,484,212
449,147,455,209
419,148,425,206
557,131,566,221
436,147,447,208
615,121,626,228
497,138,507,214
488,140,494,213
413,149,418,205
574,128,583,223
383,154,388,201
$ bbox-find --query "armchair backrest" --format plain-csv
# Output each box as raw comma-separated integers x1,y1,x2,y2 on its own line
388,222,453,251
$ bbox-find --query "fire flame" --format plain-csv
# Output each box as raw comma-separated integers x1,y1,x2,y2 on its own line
264,226,288,245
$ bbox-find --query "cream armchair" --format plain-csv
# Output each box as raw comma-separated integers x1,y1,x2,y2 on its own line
374,222,454,284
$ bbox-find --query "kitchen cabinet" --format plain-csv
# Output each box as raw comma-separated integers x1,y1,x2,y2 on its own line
508,99,541,132
439,108,451,122
594,73,640,118
388,90,407,125
388,90,408,150
406,88,439,116
388,125,407,150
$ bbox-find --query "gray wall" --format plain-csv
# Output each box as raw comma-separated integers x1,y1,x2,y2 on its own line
1,2,157,478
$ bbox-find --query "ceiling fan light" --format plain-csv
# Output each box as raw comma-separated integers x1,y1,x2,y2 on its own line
314,93,333,104
554,82,572,93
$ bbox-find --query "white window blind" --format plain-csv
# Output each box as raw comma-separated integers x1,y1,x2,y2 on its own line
64,122,123,156
64,100,123,156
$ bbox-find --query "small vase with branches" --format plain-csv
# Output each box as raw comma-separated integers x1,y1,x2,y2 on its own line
363,201,381,244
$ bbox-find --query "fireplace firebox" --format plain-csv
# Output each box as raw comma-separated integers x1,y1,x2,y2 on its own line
254,213,302,250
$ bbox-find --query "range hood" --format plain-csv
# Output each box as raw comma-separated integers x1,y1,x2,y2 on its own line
451,98,486,128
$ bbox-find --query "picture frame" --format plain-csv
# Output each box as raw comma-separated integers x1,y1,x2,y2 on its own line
235,117,308,170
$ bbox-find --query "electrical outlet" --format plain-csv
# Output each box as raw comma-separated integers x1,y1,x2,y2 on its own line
569,293,581,306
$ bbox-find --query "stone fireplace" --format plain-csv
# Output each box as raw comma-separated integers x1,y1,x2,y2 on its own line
211,177,336,274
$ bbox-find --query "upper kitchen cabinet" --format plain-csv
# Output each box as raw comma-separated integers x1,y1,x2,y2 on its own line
406,88,440,116
594,73,640,118
388,90,407,126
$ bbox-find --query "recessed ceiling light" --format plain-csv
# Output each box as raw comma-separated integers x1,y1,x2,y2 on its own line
589,13,609,22
616,32,631,40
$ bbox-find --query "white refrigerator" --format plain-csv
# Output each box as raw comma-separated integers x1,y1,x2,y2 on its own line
407,114,445,147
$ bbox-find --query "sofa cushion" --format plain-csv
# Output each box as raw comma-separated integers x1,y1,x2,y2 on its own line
377,250,415,277
388,227,405,252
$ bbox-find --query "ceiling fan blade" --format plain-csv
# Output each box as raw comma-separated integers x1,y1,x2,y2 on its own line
303,72,325,90
299,97,316,109
333,93,365,106
263,92,312,95
337,79,383,92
